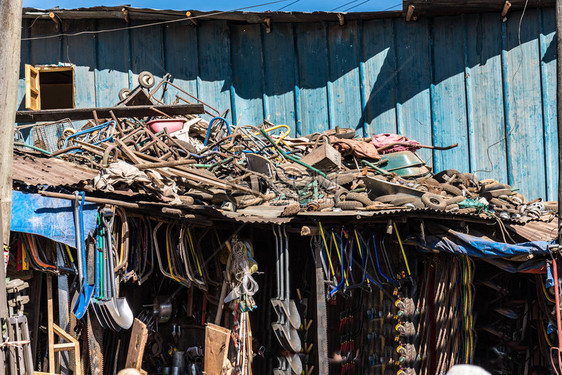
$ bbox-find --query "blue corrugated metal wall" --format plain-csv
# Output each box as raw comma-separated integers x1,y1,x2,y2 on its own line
18,8,558,201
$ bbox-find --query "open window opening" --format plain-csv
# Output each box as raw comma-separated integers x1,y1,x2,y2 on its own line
25,64,75,111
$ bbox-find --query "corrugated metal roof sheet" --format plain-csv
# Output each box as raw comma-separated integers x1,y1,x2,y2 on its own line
13,149,97,188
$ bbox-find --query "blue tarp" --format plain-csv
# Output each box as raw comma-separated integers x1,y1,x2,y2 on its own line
11,191,98,248
414,228,552,258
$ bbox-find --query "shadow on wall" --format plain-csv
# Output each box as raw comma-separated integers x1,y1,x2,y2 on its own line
19,10,556,125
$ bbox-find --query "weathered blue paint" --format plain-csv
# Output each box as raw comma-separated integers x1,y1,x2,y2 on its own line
295,22,330,135
430,16,470,173
503,9,546,200
95,20,130,107
262,23,297,132
327,21,362,135
394,18,433,165
362,18,398,136
539,8,558,201
18,10,559,199
464,13,509,184
63,20,97,109
197,20,233,124
231,24,265,126
163,22,199,108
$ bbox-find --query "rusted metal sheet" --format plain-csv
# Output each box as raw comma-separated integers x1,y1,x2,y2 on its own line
13,150,97,188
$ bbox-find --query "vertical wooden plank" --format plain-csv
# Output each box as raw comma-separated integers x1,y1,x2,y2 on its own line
62,20,97,109
30,20,61,66
394,18,433,165
95,19,130,107
430,16,470,173
230,24,265,126
327,21,363,134
465,13,509,184
262,23,297,133
198,20,233,124
539,8,558,201
163,21,199,106
295,22,330,135
503,9,546,200
129,22,164,95
362,18,398,135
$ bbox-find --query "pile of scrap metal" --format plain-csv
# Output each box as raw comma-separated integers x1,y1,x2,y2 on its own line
14,71,557,223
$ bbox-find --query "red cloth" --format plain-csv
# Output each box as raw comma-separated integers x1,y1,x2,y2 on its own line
328,136,380,159
371,133,421,154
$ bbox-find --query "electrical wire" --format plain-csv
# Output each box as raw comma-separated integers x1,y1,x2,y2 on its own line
277,0,301,11
331,0,362,12
22,0,291,41
343,0,371,12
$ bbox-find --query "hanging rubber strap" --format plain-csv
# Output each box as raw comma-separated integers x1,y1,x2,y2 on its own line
318,221,336,279
186,228,203,277
165,225,181,283
372,232,397,286
393,222,411,276
329,231,346,297
354,229,369,285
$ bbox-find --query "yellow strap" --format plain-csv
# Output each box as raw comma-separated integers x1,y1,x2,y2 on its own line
318,222,336,279
165,225,180,282
354,229,368,284
187,228,203,277
393,222,411,276
64,244,74,263
331,231,348,287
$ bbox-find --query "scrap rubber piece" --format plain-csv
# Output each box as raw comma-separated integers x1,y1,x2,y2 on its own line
421,193,447,210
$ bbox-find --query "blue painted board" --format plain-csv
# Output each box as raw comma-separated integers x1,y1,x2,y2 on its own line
503,9,546,200
327,21,363,135
465,13,509,184
63,20,97,109
430,16,470,173
295,22,330,135
129,21,164,99
95,19,130,107
262,23,297,133
163,21,199,107
393,18,433,165
231,24,265,126
30,20,61,65
361,18,398,136
539,8,558,201
197,20,233,124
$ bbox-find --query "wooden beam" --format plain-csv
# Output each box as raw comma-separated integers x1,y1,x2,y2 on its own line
404,0,553,17
15,104,204,122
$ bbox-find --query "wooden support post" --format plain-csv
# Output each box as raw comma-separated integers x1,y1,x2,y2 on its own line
0,0,23,322
556,0,562,244
125,319,148,370
36,275,82,375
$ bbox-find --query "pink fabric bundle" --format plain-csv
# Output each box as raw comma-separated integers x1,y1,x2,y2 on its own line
371,133,421,154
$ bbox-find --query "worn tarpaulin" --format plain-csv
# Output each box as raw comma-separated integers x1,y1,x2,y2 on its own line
11,191,98,248
413,227,552,258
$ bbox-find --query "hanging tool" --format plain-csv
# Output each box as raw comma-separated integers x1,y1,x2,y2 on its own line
99,207,134,330
73,191,94,319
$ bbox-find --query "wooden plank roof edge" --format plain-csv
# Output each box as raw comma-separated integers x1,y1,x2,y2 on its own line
22,6,404,22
